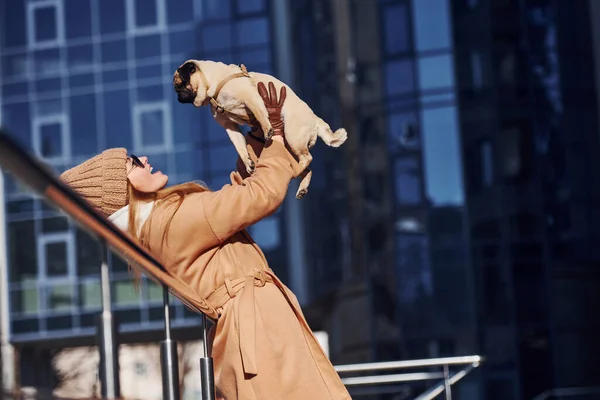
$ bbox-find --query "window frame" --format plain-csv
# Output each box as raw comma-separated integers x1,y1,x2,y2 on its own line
126,0,167,35
132,101,172,152
32,113,70,163
37,232,77,313
27,0,65,49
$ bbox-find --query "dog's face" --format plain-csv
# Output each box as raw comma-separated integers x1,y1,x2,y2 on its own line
173,60,207,107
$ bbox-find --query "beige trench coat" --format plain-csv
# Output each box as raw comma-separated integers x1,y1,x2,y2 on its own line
138,137,351,400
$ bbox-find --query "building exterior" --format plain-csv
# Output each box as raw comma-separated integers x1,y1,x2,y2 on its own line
453,0,600,398
0,0,304,392
288,0,600,399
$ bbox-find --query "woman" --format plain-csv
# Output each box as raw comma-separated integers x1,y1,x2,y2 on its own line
60,81,351,400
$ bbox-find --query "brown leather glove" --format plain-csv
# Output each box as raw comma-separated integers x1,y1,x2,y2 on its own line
257,81,286,136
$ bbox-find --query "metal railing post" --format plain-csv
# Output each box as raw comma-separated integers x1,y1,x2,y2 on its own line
443,364,452,400
200,314,215,400
160,285,180,400
97,242,120,399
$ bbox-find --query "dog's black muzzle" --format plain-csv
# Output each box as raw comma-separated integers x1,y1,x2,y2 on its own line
176,89,195,104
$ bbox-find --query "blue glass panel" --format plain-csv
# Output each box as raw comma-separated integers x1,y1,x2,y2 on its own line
202,24,232,52
174,149,202,177
67,44,94,72
104,90,133,149
385,59,415,97
412,0,451,51
384,3,410,54
34,5,58,42
204,116,229,144
236,17,269,46
167,0,194,23
417,54,455,91
249,217,280,251
169,29,195,55
145,153,169,176
388,112,420,150
2,53,29,80
202,0,231,20
238,0,265,14
171,93,201,145
136,63,163,82
208,144,237,172
39,123,63,158
99,0,126,34
34,49,62,78
65,0,92,39
140,110,165,146
420,106,464,205
101,39,127,64
134,34,162,59
137,85,163,102
2,82,25,98
134,0,157,27
68,73,95,89
34,78,61,93
239,47,271,70
2,102,32,149
102,68,129,85
69,94,97,157
394,157,422,204
1,0,26,48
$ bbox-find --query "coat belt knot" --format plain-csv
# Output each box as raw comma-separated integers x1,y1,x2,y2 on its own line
205,268,275,376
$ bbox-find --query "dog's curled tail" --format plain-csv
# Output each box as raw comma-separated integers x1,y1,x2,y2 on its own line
317,119,348,148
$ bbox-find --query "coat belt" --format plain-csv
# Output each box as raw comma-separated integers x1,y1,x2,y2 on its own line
205,268,275,376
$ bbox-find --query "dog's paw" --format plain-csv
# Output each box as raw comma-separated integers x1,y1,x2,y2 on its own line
295,188,308,199
265,128,274,140
246,159,256,175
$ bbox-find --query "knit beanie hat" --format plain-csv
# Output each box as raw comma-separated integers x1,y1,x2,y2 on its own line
60,148,129,218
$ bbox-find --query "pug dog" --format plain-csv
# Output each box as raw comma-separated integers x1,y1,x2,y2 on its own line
173,59,347,199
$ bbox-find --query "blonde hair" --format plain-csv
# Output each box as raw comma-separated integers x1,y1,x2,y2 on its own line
126,181,209,281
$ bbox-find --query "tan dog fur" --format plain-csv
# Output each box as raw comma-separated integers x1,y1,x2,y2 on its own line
173,59,347,199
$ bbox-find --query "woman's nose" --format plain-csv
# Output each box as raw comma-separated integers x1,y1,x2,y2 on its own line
140,156,149,164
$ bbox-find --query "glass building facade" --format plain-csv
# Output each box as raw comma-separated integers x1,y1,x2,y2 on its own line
0,0,289,347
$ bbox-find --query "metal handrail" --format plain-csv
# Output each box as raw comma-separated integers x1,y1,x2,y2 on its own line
0,130,216,400
335,355,483,400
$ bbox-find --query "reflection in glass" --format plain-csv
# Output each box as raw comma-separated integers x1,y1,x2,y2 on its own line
45,242,68,276
99,0,126,34
411,0,451,51
384,3,409,54
420,106,464,206
34,6,58,42
47,284,74,311
140,110,165,147
238,0,265,14
394,157,422,205
65,0,92,39
237,18,269,46
39,123,63,158
385,59,415,97
202,0,231,20
396,234,432,303
34,78,61,93
134,34,162,59
134,0,158,28
417,54,455,91
2,53,30,79
34,49,62,78
79,281,101,309
388,112,420,150
101,39,127,64
67,44,94,72
104,90,133,149
69,94,97,156
168,29,195,55
202,24,232,52
12,288,39,315
166,0,194,24
208,145,238,173
249,217,281,251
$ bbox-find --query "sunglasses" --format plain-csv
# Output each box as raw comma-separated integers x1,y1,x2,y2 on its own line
127,154,145,175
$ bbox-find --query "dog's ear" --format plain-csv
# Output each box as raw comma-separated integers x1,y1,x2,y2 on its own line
177,61,198,84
